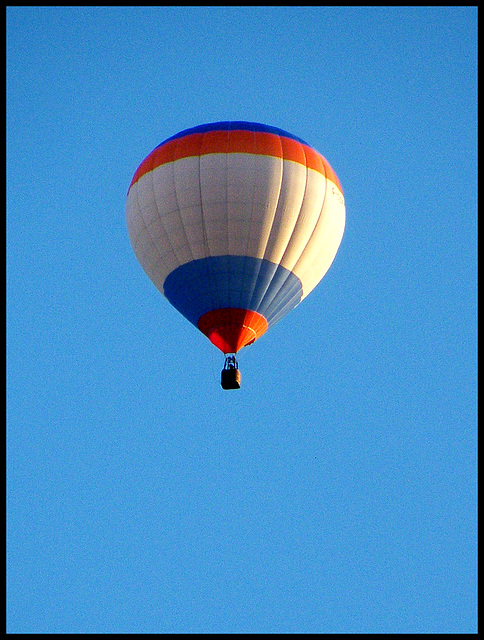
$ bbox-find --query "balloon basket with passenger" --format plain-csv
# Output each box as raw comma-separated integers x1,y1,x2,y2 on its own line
221,354,241,390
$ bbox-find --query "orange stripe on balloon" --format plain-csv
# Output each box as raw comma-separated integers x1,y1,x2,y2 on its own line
254,131,283,158
228,128,256,153
129,130,343,193
321,156,343,193
174,132,204,159
200,129,230,155
280,136,307,166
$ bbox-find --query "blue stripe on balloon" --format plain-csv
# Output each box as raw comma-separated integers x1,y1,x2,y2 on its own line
163,256,303,327
158,121,309,147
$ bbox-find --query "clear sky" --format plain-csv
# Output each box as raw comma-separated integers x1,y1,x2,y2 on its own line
7,6,477,634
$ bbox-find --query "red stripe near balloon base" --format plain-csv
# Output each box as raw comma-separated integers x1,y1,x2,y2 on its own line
197,308,268,354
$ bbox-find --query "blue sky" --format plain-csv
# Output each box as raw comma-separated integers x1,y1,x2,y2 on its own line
7,6,477,633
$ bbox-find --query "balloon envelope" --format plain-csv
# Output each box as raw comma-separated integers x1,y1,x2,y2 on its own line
126,121,345,354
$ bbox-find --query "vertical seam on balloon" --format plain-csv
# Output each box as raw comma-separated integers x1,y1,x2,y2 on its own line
266,177,325,322
259,267,303,323
262,135,284,264
225,128,231,307
149,182,182,278
245,131,263,311
257,140,309,324
290,160,329,299
171,137,195,263
268,168,330,321
297,213,341,300
268,150,329,317
278,144,310,271
132,173,171,284
198,132,215,311
244,131,257,256
242,130,258,308
248,135,284,313
147,151,184,272
297,181,344,299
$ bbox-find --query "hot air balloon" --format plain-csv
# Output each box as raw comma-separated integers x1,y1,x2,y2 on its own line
126,121,345,389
